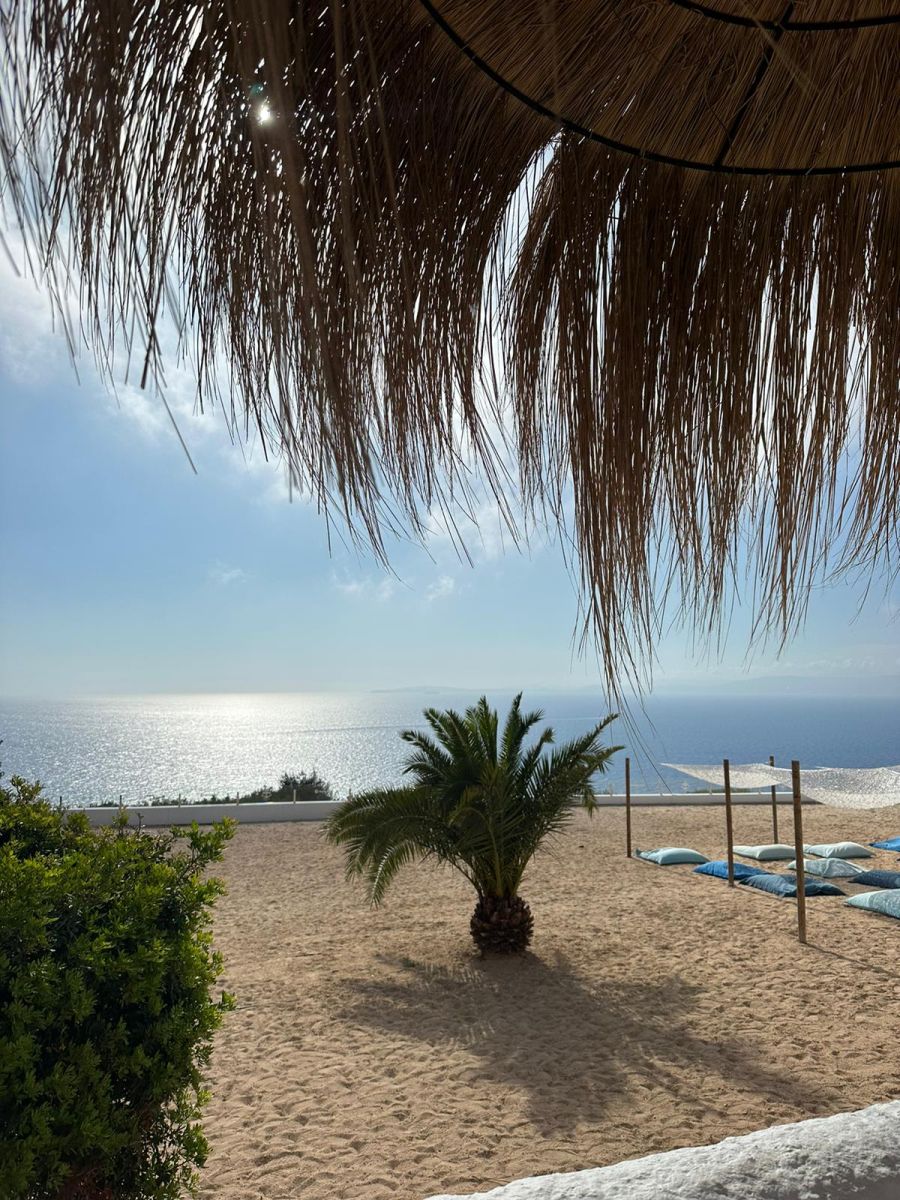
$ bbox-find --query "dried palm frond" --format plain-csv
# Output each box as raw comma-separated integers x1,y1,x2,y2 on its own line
1,1,898,696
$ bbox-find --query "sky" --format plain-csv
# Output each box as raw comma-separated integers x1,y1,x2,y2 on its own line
0,253,897,700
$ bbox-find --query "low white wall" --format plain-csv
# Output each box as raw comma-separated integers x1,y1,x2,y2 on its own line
72,792,804,827
77,800,341,826
425,1100,900,1200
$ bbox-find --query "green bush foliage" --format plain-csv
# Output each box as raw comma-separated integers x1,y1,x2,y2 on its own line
266,771,335,803
192,771,335,806
0,775,235,1199
89,770,335,807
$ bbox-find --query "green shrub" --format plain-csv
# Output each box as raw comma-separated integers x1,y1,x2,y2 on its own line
0,776,235,1199
189,772,334,805
268,772,335,803
88,770,336,807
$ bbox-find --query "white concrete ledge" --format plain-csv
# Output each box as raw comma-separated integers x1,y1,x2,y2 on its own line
71,792,809,827
425,1101,900,1200
75,800,342,826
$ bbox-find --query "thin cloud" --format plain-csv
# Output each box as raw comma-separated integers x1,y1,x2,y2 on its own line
0,231,293,505
333,575,398,602
425,575,456,602
425,495,551,568
208,562,249,586
0,243,70,383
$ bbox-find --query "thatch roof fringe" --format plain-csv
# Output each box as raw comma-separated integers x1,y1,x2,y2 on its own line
1,1,898,695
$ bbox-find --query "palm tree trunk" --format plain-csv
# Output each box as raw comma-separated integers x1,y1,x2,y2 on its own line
470,894,534,954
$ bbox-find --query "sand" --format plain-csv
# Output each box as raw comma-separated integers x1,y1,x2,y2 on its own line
429,1102,900,1200
199,804,900,1200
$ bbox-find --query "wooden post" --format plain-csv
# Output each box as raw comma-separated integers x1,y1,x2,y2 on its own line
769,754,779,842
625,757,632,858
791,760,807,945
723,758,735,886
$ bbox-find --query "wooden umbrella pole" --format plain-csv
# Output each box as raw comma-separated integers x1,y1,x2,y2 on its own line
625,757,632,857
791,760,807,945
769,754,779,842
723,758,735,887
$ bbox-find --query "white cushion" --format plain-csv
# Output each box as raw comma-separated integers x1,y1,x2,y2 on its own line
846,891,900,919
788,857,865,878
804,841,873,859
733,844,795,861
636,847,708,865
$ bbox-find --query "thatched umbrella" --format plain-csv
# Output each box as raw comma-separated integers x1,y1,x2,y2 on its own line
1,2,897,694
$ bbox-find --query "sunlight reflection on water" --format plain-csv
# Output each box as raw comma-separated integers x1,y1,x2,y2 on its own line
0,691,896,806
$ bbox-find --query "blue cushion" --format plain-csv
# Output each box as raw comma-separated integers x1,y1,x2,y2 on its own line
694,860,766,881
851,870,900,890
783,873,845,897
733,844,795,861
870,837,900,851
740,873,844,898
740,874,797,897
846,890,900,919
636,847,709,865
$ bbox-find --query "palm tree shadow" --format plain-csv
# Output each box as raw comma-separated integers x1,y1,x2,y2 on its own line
337,951,838,1134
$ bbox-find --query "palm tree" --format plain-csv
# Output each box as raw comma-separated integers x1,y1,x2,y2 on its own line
326,695,621,954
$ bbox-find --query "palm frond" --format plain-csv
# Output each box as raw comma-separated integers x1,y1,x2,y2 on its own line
513,728,555,791
499,692,546,771
398,730,455,787
325,786,449,890
423,707,475,766
467,696,499,767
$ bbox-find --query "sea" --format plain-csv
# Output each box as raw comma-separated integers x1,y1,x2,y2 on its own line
0,691,896,806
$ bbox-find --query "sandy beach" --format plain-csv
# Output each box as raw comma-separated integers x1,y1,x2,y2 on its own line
200,804,900,1200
